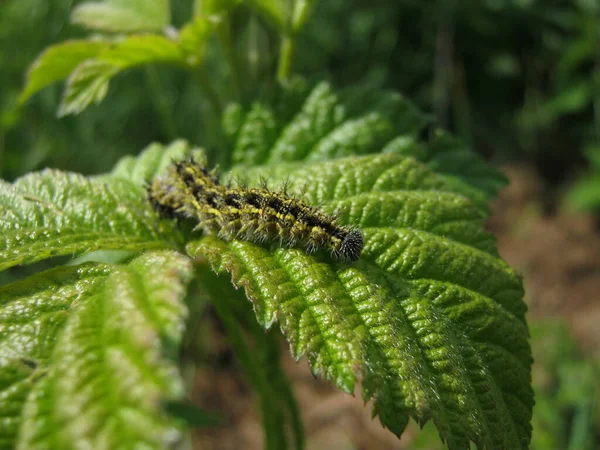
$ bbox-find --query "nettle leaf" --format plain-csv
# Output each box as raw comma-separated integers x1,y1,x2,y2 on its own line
0,264,111,446
0,264,111,364
20,40,110,104
0,170,180,272
405,130,507,207
0,251,192,449
57,60,118,116
110,139,206,185
381,131,508,210
188,151,532,449
228,82,506,208
58,35,187,116
71,0,170,33
227,82,426,165
0,360,41,449
21,17,216,115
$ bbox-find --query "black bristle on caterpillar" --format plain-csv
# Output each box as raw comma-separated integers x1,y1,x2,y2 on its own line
146,159,364,262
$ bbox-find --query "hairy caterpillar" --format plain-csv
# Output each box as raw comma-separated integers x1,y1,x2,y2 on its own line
146,159,364,261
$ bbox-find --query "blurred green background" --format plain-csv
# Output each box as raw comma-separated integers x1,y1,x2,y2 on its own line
1,0,599,448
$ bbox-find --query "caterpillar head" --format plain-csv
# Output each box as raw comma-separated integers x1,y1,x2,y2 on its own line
337,229,364,262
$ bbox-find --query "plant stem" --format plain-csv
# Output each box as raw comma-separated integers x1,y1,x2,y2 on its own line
291,0,314,32
195,265,291,450
277,34,296,84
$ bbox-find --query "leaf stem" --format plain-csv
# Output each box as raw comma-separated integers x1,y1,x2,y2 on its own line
195,266,290,449
277,34,296,84
291,0,314,32
276,0,315,83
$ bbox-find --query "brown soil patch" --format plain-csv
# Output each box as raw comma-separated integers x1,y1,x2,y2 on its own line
489,165,600,356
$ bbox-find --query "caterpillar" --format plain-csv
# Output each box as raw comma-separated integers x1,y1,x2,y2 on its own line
146,158,364,262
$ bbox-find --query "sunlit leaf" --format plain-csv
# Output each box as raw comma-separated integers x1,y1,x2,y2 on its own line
57,35,185,116
20,40,109,103
0,170,180,272
0,251,192,449
71,0,170,33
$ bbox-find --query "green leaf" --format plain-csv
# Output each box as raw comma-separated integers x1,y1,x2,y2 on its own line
22,16,216,115
0,170,180,272
97,36,185,67
178,16,216,66
0,360,42,449
58,35,185,116
229,82,426,166
19,40,110,103
421,131,508,202
110,139,206,185
0,264,113,446
188,152,532,449
71,0,170,33
565,175,600,211
231,103,279,166
228,82,505,207
0,264,112,363
382,130,508,208
57,60,117,116
0,251,192,449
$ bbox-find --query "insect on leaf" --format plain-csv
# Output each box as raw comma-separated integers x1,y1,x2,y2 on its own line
184,82,533,449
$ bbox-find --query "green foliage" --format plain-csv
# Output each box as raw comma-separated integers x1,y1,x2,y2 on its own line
0,251,193,449
22,29,213,116
0,0,210,179
1,77,533,449
226,82,507,209
297,0,599,166
566,145,600,212
1,1,538,449
0,169,180,271
187,91,531,446
19,41,111,104
110,139,203,184
530,321,600,450
71,0,170,33
17,0,314,120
